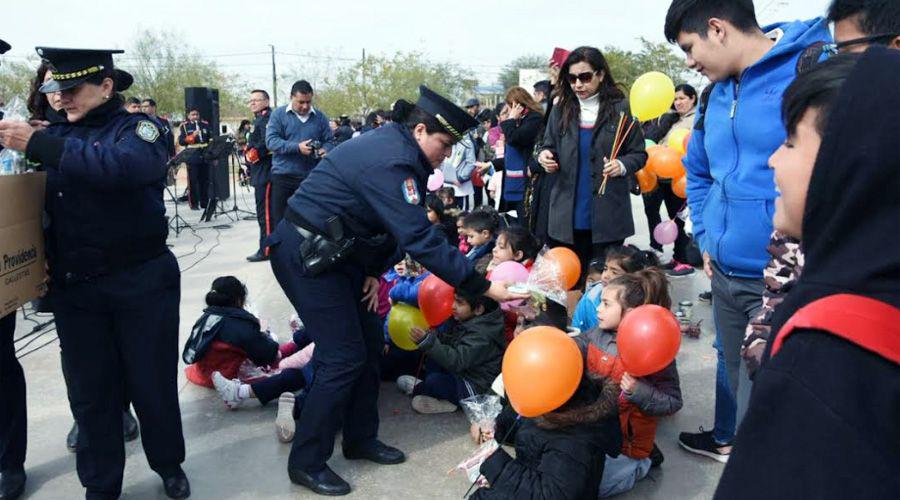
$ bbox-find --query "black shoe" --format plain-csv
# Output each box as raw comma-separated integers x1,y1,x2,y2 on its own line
189,206,200,211
161,468,190,499
0,470,26,500
678,427,730,463
66,422,78,452
649,443,664,468
288,466,350,496
123,408,140,442
342,440,406,465
698,291,712,303
246,252,268,262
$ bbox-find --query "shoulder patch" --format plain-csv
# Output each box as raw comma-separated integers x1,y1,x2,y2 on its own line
136,120,160,143
402,177,421,205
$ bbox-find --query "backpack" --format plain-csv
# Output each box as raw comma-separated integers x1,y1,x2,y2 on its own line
694,42,827,133
771,294,900,364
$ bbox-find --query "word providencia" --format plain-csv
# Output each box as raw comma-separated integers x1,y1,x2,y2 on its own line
3,246,39,273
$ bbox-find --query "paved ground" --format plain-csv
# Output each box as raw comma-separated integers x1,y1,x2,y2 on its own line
11,181,726,499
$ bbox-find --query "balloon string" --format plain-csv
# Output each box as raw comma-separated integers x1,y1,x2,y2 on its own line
462,415,522,498
414,351,426,384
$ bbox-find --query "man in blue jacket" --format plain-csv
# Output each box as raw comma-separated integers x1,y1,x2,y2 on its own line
663,0,831,463
265,80,334,228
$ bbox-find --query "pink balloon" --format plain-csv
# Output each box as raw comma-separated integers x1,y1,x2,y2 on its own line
427,170,445,191
491,261,530,283
653,221,679,246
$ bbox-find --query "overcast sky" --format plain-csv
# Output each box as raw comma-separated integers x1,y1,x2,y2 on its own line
3,0,831,96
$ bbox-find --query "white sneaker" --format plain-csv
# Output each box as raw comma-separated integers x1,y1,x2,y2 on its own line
211,371,243,410
396,375,422,396
275,392,295,443
411,395,458,414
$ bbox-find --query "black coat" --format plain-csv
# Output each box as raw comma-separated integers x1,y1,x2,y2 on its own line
183,306,279,367
247,107,272,187
540,99,647,244
474,379,622,500
715,47,900,499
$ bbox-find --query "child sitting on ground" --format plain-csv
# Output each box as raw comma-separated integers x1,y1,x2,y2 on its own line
470,369,622,499
425,194,458,246
582,268,683,497
456,211,471,254
399,292,506,414
572,246,659,333
487,225,540,273
463,209,500,274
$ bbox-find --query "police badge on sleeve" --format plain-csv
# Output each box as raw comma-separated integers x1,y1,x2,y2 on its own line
402,177,421,204
136,120,160,143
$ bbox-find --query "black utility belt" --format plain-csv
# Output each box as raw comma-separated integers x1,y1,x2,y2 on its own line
292,215,356,277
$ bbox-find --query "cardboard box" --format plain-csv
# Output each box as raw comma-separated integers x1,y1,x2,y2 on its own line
0,172,47,318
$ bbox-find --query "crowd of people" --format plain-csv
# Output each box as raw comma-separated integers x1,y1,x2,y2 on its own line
0,0,898,499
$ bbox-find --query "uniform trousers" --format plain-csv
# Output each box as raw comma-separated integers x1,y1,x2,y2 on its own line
53,252,185,498
0,312,25,475
187,160,210,209
269,173,305,230
253,181,272,255
269,220,383,473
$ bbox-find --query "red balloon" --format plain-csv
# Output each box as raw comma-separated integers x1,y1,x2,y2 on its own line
617,305,681,376
418,274,454,326
503,326,583,417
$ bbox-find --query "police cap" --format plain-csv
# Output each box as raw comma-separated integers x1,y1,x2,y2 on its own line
35,46,133,93
417,86,478,141
0,39,10,54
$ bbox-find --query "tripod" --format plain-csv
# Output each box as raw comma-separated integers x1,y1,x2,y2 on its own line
221,140,256,221
165,155,193,236
202,135,255,224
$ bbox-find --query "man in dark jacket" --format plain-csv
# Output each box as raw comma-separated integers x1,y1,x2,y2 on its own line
245,89,273,262
715,48,900,499
406,293,505,414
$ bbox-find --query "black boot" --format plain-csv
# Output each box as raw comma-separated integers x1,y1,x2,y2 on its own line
0,469,26,500
66,422,78,452
123,408,139,442
288,465,350,496
161,467,190,499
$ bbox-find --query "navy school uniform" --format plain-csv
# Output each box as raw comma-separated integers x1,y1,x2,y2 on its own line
267,122,490,473
25,96,185,497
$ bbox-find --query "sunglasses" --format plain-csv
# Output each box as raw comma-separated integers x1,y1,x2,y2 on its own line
823,33,899,55
566,71,597,85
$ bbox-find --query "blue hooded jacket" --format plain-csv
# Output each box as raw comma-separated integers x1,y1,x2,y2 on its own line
684,18,831,278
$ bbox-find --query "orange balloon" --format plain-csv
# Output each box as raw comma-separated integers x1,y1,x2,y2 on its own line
418,274,455,326
672,175,687,198
545,246,581,290
617,305,681,376
502,327,584,417
682,132,692,154
647,147,685,179
636,168,658,194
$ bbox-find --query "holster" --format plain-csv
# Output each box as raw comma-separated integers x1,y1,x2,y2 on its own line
294,216,356,277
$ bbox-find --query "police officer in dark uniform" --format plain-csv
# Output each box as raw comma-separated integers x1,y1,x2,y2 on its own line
266,86,527,496
0,47,189,499
141,98,176,160
245,89,273,262
177,107,212,210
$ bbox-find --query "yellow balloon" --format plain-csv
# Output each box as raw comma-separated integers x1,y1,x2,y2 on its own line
630,72,676,122
667,128,691,156
387,303,429,351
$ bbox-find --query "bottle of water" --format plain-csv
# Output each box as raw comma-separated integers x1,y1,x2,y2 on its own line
0,148,24,175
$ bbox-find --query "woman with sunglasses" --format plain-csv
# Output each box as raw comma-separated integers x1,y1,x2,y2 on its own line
537,46,648,284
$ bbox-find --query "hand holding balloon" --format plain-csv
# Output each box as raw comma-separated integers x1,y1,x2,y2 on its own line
409,327,428,345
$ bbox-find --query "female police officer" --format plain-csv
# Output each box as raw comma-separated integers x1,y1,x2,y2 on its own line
267,86,526,496
0,47,189,499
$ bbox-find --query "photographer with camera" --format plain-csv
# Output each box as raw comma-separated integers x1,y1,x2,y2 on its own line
265,79,334,229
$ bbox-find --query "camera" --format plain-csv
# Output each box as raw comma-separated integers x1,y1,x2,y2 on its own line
308,140,323,160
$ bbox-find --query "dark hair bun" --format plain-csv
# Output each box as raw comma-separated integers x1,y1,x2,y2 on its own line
391,99,416,124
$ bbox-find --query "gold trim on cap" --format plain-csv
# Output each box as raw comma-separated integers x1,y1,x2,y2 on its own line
434,113,462,140
54,65,105,81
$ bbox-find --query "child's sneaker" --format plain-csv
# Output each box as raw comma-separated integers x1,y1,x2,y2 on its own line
396,375,422,396
666,261,695,277
211,371,243,410
678,427,731,463
275,392,295,443
698,291,713,303
411,395,458,414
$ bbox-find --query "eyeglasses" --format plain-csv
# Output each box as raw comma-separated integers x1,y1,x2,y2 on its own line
566,71,597,85
823,33,899,55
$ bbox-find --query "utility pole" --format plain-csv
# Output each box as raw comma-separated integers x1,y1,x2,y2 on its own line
270,44,277,107
361,48,367,113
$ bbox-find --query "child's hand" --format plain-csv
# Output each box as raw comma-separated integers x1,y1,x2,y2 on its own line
470,422,495,444
621,372,638,394
409,327,428,344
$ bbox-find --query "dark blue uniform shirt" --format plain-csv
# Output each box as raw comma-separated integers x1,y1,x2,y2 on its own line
25,98,169,283
285,123,489,296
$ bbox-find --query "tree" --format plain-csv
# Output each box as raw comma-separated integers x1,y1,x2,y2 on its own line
0,58,38,110
497,54,547,91
122,30,250,119
312,51,476,117
604,39,696,90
